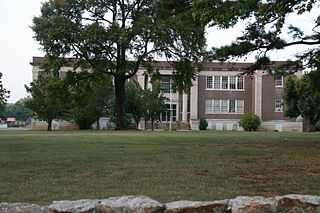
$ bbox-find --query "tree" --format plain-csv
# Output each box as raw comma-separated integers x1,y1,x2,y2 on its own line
143,84,168,131
192,0,320,74
4,98,32,121
125,82,145,129
32,0,207,130
0,72,10,119
25,76,69,131
67,72,114,130
239,112,261,131
284,74,320,132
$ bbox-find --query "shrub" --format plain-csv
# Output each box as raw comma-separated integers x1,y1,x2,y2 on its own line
239,112,261,131
199,118,208,130
315,121,320,131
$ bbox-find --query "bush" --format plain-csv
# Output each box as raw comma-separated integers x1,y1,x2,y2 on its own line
199,118,208,130
239,112,261,131
315,121,320,131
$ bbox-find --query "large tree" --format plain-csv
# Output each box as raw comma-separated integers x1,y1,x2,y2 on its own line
192,0,320,74
32,0,206,129
284,74,320,132
0,72,10,119
25,76,69,131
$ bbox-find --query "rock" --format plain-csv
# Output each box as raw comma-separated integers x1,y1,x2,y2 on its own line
273,194,320,213
0,202,48,213
48,199,100,213
165,200,228,213
96,196,165,213
228,196,276,213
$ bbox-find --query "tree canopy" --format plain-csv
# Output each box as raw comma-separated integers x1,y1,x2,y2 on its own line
192,0,320,74
0,72,10,119
4,98,32,121
32,0,207,129
284,74,320,132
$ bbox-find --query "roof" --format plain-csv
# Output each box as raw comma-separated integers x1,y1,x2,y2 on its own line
30,56,292,71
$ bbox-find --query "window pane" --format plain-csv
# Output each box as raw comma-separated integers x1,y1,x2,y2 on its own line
222,76,228,89
275,76,283,87
206,76,213,89
221,100,228,112
237,76,244,90
214,76,221,89
236,100,244,113
229,100,235,113
275,99,283,111
161,76,176,93
213,99,220,113
205,100,212,113
229,76,236,89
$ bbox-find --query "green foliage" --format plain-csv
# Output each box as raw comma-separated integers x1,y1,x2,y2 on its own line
239,112,261,131
284,74,320,132
4,98,32,121
125,83,145,129
192,0,320,74
32,0,207,129
199,118,208,130
0,72,10,118
25,75,69,131
142,83,168,131
66,72,114,130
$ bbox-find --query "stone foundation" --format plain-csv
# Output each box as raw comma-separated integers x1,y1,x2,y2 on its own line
1,194,320,213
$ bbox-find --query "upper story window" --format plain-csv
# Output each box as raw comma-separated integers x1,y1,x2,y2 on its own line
161,76,176,93
205,99,244,114
275,99,283,112
206,75,244,91
275,76,283,87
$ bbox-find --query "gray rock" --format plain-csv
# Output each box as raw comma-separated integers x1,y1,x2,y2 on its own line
96,196,165,213
0,202,48,213
48,199,100,213
272,194,320,213
165,200,228,213
228,196,276,213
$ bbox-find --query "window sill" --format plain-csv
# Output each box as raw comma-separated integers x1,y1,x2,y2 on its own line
205,89,245,91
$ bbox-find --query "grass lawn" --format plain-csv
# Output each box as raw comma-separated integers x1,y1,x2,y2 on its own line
0,130,320,205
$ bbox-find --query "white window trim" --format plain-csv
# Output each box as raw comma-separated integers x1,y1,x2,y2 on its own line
206,75,245,91
275,99,283,112
205,99,245,114
275,76,283,88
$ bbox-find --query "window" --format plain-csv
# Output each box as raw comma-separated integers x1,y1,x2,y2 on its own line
229,76,236,90
229,100,236,113
205,99,244,114
236,100,244,113
206,76,244,90
213,99,220,113
221,100,228,112
205,100,213,113
206,76,213,89
275,76,283,87
222,76,229,89
214,76,221,89
237,76,244,90
161,76,176,93
275,100,283,112
161,104,177,122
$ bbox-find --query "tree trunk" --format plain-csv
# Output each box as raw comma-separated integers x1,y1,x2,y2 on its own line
151,118,154,131
96,115,100,131
114,75,126,130
303,116,316,132
47,118,53,131
134,118,140,130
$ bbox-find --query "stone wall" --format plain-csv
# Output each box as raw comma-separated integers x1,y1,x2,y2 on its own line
1,194,320,213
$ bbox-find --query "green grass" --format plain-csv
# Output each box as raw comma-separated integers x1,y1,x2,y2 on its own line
0,130,320,204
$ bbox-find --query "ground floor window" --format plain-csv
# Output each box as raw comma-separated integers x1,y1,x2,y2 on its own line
161,104,177,122
275,99,283,112
205,99,244,114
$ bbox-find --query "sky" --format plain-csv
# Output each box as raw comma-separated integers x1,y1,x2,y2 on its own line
0,0,318,103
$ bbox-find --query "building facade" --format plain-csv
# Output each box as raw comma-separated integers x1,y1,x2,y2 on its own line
31,57,303,131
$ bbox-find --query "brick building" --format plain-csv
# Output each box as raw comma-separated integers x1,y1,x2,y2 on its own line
31,57,303,131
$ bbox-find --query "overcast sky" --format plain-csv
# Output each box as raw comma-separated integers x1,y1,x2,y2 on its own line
0,0,318,103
